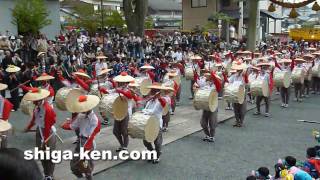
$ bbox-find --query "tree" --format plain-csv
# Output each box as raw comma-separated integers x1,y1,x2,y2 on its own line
123,0,148,37
11,0,51,35
105,10,126,29
144,16,154,29
247,0,259,51
72,3,100,36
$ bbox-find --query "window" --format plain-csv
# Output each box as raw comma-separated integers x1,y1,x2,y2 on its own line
191,0,207,8
222,0,231,7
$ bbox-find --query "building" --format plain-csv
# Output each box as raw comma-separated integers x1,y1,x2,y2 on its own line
148,0,182,29
0,0,60,39
182,0,283,41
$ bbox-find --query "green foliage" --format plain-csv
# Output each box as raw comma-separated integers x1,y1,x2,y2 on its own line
208,12,233,23
105,10,126,28
144,16,154,29
72,3,126,35
11,0,51,35
72,3,100,36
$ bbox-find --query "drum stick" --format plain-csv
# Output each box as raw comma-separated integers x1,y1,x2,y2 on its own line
44,133,54,144
297,120,320,124
11,80,30,92
96,76,103,98
61,64,71,78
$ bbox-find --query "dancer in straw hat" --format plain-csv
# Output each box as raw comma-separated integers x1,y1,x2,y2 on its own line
292,58,306,102
254,62,273,117
160,85,174,132
23,88,56,180
113,72,140,152
0,83,13,121
143,83,167,163
278,59,293,108
163,71,179,115
229,62,248,127
302,55,314,98
193,70,222,142
61,90,101,180
5,65,21,111
21,73,55,106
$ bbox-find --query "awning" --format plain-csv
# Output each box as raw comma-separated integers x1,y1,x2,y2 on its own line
219,9,241,19
260,9,283,20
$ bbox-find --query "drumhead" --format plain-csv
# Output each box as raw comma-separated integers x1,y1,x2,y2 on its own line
20,98,35,116
144,115,160,143
237,85,245,104
0,120,11,132
208,90,218,112
162,104,169,116
112,96,128,121
56,87,73,111
283,71,291,88
139,78,152,96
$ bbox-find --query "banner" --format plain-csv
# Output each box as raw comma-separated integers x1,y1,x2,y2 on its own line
289,28,320,41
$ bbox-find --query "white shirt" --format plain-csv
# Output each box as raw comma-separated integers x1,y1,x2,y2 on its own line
144,99,163,128
34,104,45,129
71,111,99,138
229,74,244,85
95,62,108,76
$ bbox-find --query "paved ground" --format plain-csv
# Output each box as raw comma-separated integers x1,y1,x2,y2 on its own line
94,95,319,180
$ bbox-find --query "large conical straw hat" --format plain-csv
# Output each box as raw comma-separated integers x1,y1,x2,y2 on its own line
66,89,100,113
0,83,8,91
23,88,50,101
6,65,20,73
35,73,55,81
113,72,135,83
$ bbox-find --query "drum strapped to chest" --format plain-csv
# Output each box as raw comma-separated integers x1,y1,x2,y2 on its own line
162,103,169,116
164,73,181,85
312,64,320,77
274,71,291,88
185,67,195,80
193,88,218,112
98,93,128,121
128,111,160,143
250,80,269,97
0,120,12,149
292,68,305,84
20,98,35,116
135,77,152,96
224,83,245,104
55,87,77,111
89,83,108,98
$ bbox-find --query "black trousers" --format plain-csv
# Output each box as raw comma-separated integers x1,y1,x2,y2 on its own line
113,115,129,148
312,77,320,92
303,80,310,95
233,101,247,124
36,128,56,177
200,110,218,137
280,87,290,104
70,136,94,180
9,89,20,110
143,131,163,159
162,112,170,128
256,96,270,113
190,80,195,98
294,83,303,99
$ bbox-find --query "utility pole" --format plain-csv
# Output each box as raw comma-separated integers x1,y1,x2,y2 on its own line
101,0,104,52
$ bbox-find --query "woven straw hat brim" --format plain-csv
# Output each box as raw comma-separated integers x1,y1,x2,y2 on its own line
280,59,292,63
96,55,107,59
147,85,168,90
0,83,8,91
66,89,100,113
36,75,55,81
6,66,21,73
74,72,90,79
256,63,271,67
190,55,202,60
23,89,50,101
232,64,246,70
140,65,155,70
98,69,112,76
0,120,11,132
113,75,135,83
295,58,306,62
37,52,46,57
